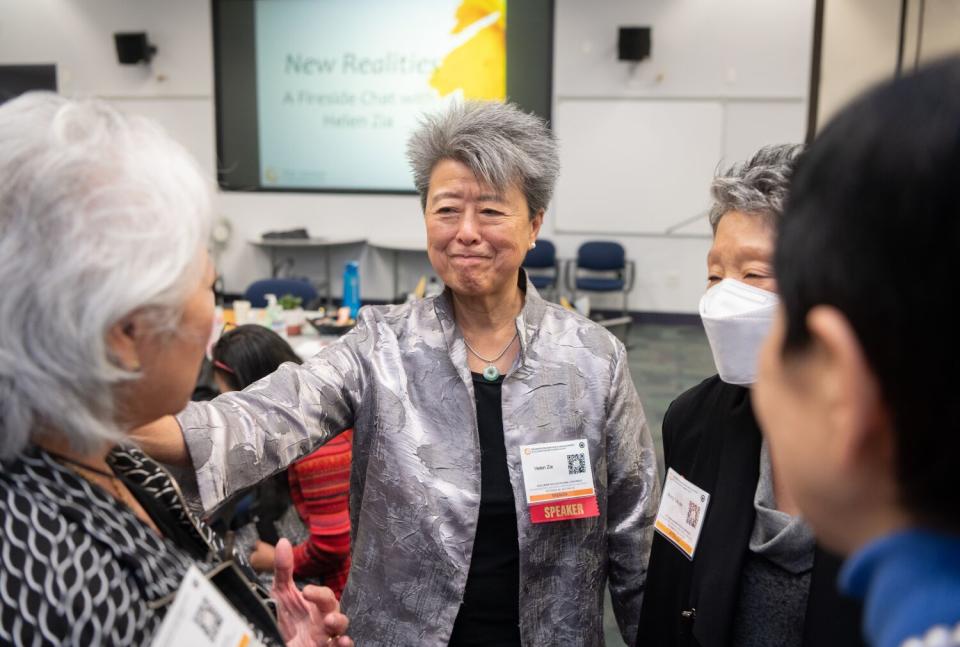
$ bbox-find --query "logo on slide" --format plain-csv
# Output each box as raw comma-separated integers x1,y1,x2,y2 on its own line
430,0,506,101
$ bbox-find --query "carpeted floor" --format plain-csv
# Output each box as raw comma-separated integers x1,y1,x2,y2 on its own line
603,321,717,646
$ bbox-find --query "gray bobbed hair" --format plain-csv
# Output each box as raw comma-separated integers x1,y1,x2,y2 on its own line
709,143,804,232
406,101,560,218
0,92,213,460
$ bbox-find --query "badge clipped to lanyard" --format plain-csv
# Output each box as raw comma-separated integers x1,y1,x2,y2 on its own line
654,468,711,560
519,439,600,524
150,565,265,647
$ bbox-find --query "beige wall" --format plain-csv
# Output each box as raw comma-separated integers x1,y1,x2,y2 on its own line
905,0,960,63
817,0,960,131
818,0,902,128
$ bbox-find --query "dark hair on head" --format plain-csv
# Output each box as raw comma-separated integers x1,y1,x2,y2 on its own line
775,56,960,526
211,324,302,391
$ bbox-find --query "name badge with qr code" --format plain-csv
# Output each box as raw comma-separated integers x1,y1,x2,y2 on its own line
519,439,600,524
150,565,264,647
654,468,711,560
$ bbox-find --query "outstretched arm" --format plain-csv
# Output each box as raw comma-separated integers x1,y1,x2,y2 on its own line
137,318,370,513
131,415,189,465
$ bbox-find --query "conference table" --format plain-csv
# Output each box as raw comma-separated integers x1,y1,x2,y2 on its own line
249,235,428,303
366,235,428,300
221,307,342,361
248,237,366,308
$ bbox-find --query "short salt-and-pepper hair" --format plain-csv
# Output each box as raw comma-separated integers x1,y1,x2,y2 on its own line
406,100,560,219
0,92,213,460
708,143,804,232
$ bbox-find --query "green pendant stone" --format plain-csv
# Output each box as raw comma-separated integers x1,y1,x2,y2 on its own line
482,365,500,381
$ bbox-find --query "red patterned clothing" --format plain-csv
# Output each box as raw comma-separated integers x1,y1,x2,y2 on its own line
288,430,352,598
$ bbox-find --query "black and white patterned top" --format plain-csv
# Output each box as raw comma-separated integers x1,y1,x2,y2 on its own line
0,444,284,646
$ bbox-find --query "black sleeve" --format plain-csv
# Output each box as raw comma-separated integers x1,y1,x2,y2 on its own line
660,376,719,476
661,398,679,472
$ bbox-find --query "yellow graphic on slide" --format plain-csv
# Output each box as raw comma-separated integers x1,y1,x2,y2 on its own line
430,0,506,101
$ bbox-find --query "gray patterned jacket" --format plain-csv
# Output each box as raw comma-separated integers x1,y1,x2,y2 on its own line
178,279,660,646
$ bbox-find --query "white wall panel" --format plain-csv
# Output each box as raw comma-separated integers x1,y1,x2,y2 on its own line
554,99,722,235
555,0,813,99
722,100,807,165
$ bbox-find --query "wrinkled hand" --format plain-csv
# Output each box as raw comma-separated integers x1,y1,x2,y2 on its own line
272,538,353,647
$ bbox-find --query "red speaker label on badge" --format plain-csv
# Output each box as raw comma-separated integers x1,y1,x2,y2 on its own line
530,495,600,524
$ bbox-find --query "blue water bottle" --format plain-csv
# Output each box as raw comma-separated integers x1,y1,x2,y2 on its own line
342,261,360,318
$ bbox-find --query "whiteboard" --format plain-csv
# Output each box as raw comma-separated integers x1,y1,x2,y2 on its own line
553,98,723,235
723,100,805,168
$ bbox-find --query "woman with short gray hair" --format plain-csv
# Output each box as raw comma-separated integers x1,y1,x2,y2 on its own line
0,93,352,647
139,100,659,646
637,144,864,647
707,143,801,231
408,100,560,219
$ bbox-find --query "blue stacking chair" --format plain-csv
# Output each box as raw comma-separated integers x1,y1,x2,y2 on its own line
522,238,559,299
244,278,319,308
566,241,635,315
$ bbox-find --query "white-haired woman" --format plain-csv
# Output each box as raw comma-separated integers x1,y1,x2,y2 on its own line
0,93,352,647
637,145,864,647
139,101,659,646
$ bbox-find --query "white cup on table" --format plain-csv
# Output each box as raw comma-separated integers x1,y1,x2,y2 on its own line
232,299,252,326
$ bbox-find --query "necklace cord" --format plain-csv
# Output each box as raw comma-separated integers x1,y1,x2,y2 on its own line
43,449,117,479
462,331,519,364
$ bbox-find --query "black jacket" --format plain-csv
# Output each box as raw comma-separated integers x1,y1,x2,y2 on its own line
636,376,864,647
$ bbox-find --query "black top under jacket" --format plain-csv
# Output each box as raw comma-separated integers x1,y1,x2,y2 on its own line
449,373,522,646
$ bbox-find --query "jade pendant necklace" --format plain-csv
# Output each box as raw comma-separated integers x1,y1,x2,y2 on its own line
463,331,518,381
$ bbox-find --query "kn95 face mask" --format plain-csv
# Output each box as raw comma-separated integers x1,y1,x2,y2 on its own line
699,279,779,386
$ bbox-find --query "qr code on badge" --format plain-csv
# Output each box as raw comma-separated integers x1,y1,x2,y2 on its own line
686,501,701,528
193,598,223,641
567,453,586,475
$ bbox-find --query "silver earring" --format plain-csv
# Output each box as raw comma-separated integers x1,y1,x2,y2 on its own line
530,242,536,249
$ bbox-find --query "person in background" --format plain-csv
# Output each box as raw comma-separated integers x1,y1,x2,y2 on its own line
754,57,960,647
211,324,352,598
135,100,659,646
637,144,864,647
0,92,352,647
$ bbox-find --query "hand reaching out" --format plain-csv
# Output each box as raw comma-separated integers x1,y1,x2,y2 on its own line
251,540,277,573
271,538,354,647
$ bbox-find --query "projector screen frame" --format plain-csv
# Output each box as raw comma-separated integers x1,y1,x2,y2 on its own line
0,64,58,105
211,0,555,195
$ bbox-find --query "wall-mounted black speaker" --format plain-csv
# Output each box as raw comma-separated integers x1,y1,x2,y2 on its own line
618,26,651,62
114,32,157,65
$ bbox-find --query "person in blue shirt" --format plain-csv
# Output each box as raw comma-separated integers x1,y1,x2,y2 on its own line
752,56,960,647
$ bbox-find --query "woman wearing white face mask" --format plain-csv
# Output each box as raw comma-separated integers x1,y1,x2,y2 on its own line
636,145,865,647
